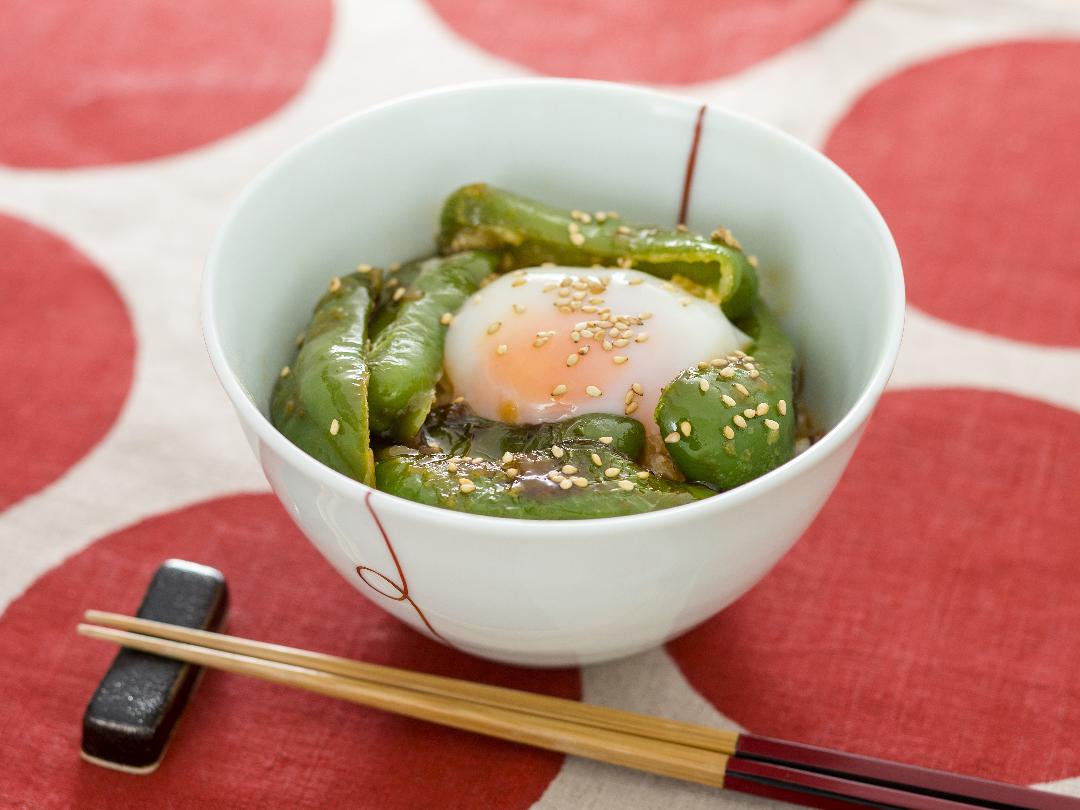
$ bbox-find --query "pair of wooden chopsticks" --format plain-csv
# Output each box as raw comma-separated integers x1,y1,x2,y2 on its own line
78,613,1075,810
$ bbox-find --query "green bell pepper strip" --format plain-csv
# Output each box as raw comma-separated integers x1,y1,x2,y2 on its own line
375,442,712,519
367,251,497,442
418,404,646,462
368,260,424,341
654,301,796,490
438,183,759,319
270,270,379,486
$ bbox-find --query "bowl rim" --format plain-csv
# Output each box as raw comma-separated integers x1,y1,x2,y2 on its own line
202,77,905,531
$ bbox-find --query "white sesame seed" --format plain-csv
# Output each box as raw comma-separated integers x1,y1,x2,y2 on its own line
719,366,736,378
618,480,634,491
551,384,567,397
570,232,586,247
392,287,406,302
723,426,736,440
511,278,527,288
757,402,769,416
487,321,501,335
721,394,737,407
279,366,291,378
602,340,613,351
559,478,573,490
505,468,518,477
572,477,588,488
591,453,603,467
637,470,650,479
598,436,614,445
496,344,508,355
448,462,458,473
628,277,644,286
680,421,692,436
617,225,631,235
604,467,620,478
562,464,578,475
744,409,757,419
632,383,644,396
512,303,526,314
748,254,759,268
566,353,579,367
749,369,760,378
699,379,710,392
764,419,780,431
551,445,565,458
624,401,639,415
459,479,475,493
356,264,372,273
440,312,454,325
586,385,603,397
502,451,514,463
329,276,342,292
778,400,788,416
663,432,680,444
578,346,590,355
734,383,750,397
329,419,340,436
734,415,748,429
613,355,628,365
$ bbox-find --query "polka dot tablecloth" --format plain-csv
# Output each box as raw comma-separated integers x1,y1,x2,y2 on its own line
1,1,1078,808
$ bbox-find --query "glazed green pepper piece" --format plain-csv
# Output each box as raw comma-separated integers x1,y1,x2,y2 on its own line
271,270,379,486
368,252,497,442
438,183,758,319
419,403,646,461
375,443,712,519
654,301,796,490
368,260,424,340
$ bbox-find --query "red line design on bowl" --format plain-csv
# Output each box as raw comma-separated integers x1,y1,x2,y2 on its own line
678,104,707,225
355,490,449,643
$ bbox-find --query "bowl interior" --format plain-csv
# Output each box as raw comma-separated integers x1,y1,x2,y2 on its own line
207,80,901,464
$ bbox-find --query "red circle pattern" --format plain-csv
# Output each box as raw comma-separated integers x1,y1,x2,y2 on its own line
825,40,1080,347
426,0,856,84
668,389,1080,785
0,214,135,511
0,0,333,168
0,494,580,809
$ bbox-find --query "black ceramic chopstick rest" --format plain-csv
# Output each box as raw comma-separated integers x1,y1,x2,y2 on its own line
81,559,228,773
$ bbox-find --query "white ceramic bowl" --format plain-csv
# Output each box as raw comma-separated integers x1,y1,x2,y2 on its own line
203,79,903,667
